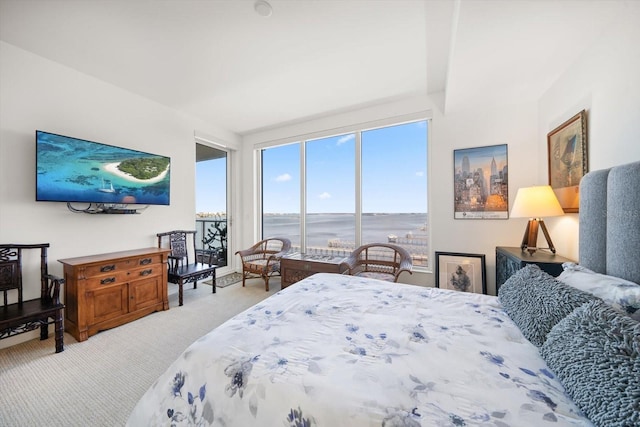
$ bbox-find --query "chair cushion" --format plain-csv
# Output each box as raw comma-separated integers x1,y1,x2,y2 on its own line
245,259,280,274
355,271,395,282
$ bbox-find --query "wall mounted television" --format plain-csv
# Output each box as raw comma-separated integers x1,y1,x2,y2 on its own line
36,130,171,207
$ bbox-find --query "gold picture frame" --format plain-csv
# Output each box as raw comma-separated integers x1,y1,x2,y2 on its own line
547,110,588,213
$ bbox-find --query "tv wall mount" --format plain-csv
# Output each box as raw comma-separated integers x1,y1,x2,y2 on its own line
66,202,148,214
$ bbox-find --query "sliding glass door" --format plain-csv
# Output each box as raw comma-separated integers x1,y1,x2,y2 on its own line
196,143,232,276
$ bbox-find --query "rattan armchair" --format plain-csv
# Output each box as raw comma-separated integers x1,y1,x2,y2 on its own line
236,237,291,291
343,243,413,282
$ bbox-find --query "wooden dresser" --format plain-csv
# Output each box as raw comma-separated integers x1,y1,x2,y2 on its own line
59,247,171,342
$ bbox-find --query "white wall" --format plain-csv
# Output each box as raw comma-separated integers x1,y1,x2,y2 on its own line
538,2,640,262
430,102,540,294
0,42,239,348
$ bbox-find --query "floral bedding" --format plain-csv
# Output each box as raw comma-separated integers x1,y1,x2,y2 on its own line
127,273,592,427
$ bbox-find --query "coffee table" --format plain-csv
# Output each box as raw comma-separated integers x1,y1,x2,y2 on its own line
280,252,349,288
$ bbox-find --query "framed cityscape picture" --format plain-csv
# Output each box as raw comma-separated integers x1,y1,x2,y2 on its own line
547,110,588,213
453,144,509,219
435,252,487,295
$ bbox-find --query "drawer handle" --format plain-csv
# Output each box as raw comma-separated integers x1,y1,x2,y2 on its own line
100,265,116,272
140,269,153,276
140,258,152,266
100,277,116,285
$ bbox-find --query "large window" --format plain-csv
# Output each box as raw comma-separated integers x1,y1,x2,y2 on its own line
361,122,428,266
261,119,429,267
262,143,301,247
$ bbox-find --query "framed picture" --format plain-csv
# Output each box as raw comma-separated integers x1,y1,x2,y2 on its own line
454,144,508,219
435,252,487,294
547,110,587,213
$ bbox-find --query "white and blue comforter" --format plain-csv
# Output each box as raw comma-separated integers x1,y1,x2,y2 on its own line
127,273,592,426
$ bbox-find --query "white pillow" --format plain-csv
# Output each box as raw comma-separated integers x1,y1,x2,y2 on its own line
558,262,640,321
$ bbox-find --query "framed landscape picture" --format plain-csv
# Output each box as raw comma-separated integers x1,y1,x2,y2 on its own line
547,110,587,213
453,144,508,219
435,252,487,294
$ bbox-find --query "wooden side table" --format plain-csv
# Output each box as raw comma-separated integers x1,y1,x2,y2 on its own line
495,246,574,293
280,252,349,288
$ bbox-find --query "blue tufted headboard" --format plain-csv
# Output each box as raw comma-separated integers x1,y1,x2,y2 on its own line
579,161,640,284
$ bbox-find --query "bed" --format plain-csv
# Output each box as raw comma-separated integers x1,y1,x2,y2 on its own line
127,162,640,427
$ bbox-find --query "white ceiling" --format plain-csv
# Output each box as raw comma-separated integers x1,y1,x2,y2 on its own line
0,0,626,135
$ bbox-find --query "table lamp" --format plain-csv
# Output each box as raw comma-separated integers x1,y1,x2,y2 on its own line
510,185,564,255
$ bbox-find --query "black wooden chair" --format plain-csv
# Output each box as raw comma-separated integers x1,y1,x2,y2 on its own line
0,243,65,353
157,230,217,306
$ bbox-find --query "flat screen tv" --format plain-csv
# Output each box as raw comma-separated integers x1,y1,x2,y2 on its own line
36,130,171,206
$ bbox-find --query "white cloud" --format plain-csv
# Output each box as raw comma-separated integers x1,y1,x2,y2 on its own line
415,171,424,177
275,173,292,182
336,134,355,145
318,192,331,199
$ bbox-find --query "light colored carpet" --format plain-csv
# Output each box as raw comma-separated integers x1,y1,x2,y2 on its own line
0,277,278,426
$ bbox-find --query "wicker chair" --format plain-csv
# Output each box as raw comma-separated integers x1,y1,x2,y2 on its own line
343,243,413,282
236,237,291,291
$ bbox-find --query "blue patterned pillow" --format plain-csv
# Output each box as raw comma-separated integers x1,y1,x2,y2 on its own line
541,300,640,427
558,262,640,321
498,264,597,347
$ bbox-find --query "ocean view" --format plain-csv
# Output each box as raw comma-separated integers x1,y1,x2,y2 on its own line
263,213,427,246
196,213,429,266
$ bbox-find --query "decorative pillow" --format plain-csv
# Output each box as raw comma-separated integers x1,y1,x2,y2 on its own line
558,262,640,321
498,264,597,347
540,300,640,427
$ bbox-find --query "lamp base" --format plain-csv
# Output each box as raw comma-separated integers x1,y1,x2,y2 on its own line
520,218,557,255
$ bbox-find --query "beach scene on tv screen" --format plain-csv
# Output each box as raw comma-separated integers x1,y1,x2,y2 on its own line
36,132,170,205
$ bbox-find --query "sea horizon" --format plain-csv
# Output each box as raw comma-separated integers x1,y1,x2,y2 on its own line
196,212,428,265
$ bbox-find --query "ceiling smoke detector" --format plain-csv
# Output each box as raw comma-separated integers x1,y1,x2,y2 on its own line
254,0,273,17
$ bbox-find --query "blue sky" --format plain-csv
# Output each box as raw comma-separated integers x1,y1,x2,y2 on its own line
197,120,428,214
196,157,227,213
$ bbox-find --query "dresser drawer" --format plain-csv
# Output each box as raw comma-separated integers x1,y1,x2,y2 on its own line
83,254,161,278
85,265,162,290
85,271,131,289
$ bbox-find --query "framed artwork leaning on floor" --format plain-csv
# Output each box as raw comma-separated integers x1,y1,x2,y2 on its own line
435,251,487,294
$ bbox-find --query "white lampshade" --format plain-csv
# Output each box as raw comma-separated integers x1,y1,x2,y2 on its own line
510,185,564,218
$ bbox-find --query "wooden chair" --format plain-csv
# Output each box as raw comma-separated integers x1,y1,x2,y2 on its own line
236,237,291,291
0,243,65,353
343,243,413,282
157,230,217,306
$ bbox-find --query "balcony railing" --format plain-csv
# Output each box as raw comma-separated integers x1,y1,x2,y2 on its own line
196,216,428,268
195,217,227,266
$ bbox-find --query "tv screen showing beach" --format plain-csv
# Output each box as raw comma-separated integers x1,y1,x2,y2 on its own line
36,130,171,206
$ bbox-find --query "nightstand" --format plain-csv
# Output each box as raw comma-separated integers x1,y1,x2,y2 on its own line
495,246,574,293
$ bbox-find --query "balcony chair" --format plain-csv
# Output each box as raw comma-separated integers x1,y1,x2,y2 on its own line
157,230,217,306
343,243,413,282
236,237,291,291
0,243,65,353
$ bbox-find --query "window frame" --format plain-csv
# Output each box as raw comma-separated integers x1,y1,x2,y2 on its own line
256,111,432,271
